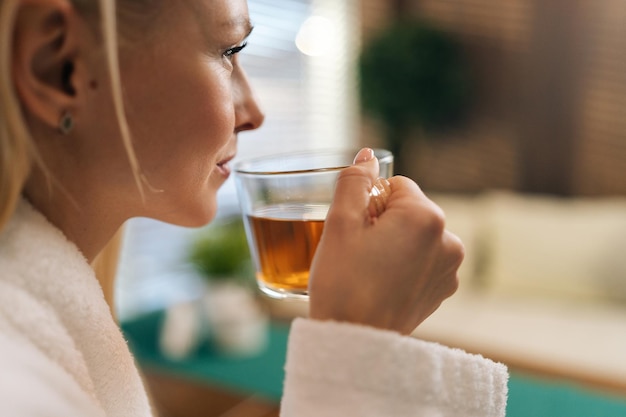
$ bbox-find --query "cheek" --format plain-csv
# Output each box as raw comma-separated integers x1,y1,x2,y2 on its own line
184,76,236,148
124,61,235,174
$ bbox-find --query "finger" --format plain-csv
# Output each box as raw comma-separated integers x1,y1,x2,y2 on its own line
327,148,380,223
368,177,391,218
385,175,427,202
442,230,465,272
440,230,464,294
381,177,447,242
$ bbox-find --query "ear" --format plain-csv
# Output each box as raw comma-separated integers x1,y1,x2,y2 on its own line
12,0,89,131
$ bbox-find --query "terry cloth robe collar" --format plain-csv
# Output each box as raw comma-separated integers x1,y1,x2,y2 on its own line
0,198,152,416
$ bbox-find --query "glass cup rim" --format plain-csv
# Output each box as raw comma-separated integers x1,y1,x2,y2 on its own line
234,148,393,176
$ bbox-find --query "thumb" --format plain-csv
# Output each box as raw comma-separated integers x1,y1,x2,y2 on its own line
328,148,380,222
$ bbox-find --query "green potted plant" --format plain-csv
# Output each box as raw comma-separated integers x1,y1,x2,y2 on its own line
188,217,255,288
185,218,267,356
359,20,471,175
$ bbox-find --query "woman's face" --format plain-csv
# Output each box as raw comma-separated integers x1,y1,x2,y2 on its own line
85,0,263,226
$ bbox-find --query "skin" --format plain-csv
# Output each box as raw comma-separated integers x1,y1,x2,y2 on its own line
15,0,263,262
13,0,464,335
309,150,463,335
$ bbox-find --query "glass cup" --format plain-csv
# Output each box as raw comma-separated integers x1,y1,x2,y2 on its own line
234,148,393,299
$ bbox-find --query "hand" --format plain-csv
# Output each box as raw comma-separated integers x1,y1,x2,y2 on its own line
308,148,464,335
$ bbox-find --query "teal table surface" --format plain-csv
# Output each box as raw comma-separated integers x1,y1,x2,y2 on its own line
122,311,626,415
122,310,288,401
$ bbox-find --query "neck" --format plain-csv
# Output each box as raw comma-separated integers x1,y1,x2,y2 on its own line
32,197,119,262
22,182,124,316
22,175,125,263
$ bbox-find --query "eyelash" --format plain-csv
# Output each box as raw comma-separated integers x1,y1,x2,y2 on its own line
223,42,248,60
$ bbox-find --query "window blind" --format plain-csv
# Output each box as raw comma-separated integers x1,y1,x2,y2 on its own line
360,0,626,195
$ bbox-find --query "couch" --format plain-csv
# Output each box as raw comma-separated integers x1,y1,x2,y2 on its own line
268,191,626,395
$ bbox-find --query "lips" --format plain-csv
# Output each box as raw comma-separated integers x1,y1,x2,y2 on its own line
216,154,235,177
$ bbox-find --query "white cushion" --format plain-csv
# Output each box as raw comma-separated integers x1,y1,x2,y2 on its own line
480,191,626,303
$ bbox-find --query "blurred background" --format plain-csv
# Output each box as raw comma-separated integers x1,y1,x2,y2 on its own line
116,0,626,416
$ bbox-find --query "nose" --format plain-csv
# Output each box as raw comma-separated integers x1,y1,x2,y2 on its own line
234,66,265,133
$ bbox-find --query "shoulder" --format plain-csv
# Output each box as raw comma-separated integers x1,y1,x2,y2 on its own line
0,329,106,417
0,280,100,415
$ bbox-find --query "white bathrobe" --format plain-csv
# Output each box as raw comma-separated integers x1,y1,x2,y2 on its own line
0,199,508,417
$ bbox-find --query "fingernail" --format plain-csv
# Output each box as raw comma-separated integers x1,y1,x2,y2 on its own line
353,148,375,164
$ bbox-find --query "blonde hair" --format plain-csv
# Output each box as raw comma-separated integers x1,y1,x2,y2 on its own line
0,0,147,230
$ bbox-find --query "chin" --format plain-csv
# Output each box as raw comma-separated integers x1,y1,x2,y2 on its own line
187,200,219,228
158,196,218,228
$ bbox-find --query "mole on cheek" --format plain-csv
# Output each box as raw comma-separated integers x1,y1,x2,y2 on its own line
89,80,98,89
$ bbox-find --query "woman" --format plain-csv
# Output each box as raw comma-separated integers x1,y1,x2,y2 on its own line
0,0,508,416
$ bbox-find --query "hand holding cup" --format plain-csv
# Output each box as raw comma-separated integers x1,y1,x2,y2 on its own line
308,148,464,335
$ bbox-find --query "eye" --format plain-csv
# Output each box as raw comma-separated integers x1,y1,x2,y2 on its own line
223,41,248,60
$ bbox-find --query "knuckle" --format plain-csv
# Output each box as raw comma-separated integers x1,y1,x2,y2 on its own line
437,273,460,300
442,233,464,297
389,175,422,194
397,194,447,240
419,204,446,237
447,274,460,296
447,232,465,268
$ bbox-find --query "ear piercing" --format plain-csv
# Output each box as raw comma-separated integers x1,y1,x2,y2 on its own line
58,111,74,135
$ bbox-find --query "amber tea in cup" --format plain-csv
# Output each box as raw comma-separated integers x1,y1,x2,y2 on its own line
234,149,393,299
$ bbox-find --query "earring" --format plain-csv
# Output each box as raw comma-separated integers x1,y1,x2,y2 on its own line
58,111,74,135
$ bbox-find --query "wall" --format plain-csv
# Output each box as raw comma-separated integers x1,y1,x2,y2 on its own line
358,0,626,196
